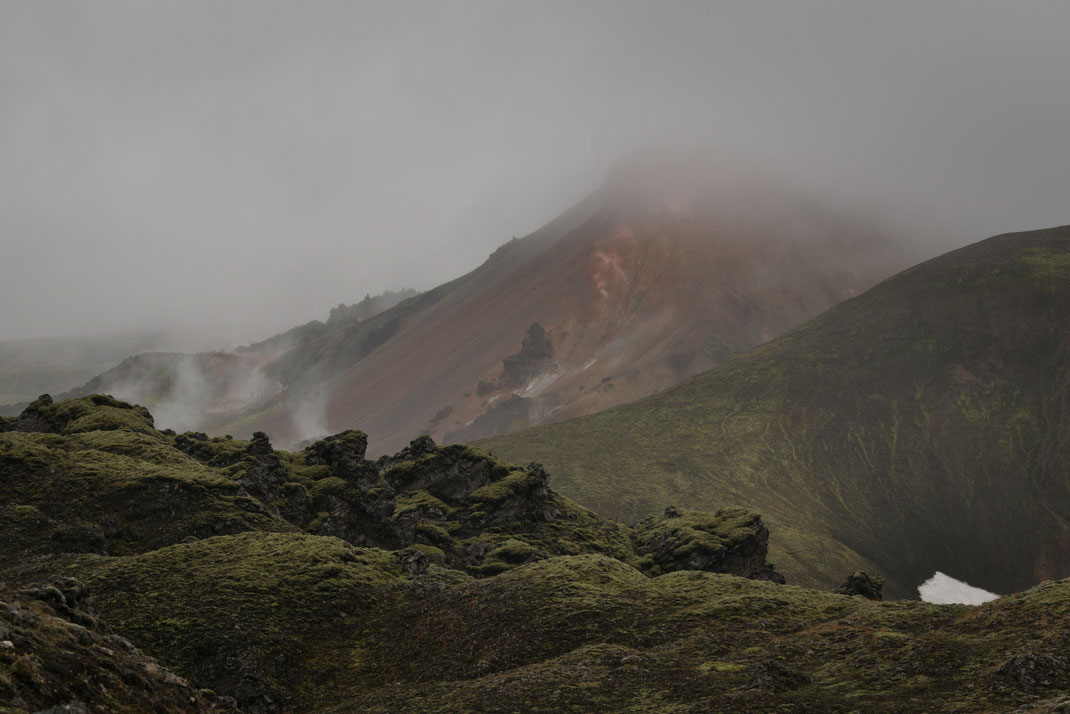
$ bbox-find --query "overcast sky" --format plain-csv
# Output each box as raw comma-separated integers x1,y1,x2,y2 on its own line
3,1,1070,342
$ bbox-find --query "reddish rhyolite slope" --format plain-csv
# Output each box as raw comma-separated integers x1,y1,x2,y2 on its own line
72,160,910,452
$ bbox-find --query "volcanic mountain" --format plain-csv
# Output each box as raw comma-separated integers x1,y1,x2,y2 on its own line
480,225,1070,599
57,158,908,453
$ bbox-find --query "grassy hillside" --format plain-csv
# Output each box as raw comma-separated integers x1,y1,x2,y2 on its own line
480,226,1070,599
2,395,1070,711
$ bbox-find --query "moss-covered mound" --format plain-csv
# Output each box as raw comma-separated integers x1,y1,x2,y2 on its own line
0,402,294,568
480,226,1070,598
383,444,638,575
323,560,1070,713
3,394,1070,712
0,578,234,713
77,532,410,711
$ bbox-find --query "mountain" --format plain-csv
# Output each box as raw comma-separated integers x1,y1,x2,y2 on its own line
63,158,909,453
479,226,1070,599
3,395,1070,712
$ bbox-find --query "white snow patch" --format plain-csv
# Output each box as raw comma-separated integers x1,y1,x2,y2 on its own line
918,571,999,605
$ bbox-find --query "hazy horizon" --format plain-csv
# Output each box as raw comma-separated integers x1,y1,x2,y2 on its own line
4,1,1070,341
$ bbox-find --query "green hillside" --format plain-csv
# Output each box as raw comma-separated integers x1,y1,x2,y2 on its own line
4,395,1070,712
480,226,1070,599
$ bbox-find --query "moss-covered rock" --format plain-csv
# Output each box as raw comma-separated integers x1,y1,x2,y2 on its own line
0,427,294,567
835,571,886,600
7,394,1070,712
0,579,233,712
632,506,784,582
16,394,155,435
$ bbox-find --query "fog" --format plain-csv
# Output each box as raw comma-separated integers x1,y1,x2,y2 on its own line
3,1,1070,340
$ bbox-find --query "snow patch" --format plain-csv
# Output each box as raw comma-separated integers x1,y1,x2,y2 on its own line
918,571,999,605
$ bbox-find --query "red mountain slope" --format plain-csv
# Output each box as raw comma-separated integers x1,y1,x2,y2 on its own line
70,160,912,453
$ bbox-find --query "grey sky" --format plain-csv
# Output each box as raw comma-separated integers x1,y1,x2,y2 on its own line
3,1,1070,341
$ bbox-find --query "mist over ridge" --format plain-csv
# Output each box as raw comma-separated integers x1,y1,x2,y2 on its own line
5,1,1070,343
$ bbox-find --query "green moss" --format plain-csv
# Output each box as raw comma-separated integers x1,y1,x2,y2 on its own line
415,522,452,546
405,543,447,563
467,471,529,504
307,511,332,532
9,393,1070,712
0,427,293,566
474,538,541,575
79,532,410,709
311,476,349,499
393,490,453,518
697,660,746,673
1021,246,1070,282
283,481,310,498
635,507,760,558
386,459,416,476
31,394,158,435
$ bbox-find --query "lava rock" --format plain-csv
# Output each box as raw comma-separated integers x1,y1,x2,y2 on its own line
632,506,784,582
835,571,886,600
16,394,59,433
996,653,1066,691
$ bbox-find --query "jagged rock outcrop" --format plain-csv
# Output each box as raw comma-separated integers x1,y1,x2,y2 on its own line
5,395,1070,712
499,323,554,388
237,432,292,505
632,506,785,582
302,429,369,470
326,288,420,326
378,438,608,575
15,393,58,432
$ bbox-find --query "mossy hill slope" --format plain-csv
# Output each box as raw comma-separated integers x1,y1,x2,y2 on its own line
480,226,1070,599
3,396,1070,712
0,579,234,712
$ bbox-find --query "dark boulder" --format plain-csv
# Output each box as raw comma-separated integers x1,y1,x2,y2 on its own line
835,571,885,600
247,431,274,456
303,430,376,485
500,323,554,388
16,394,59,433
